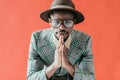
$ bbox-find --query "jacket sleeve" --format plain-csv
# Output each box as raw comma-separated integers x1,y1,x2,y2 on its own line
26,32,48,80
73,37,96,80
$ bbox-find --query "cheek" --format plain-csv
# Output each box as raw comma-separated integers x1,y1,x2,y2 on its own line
51,28,57,35
67,28,73,34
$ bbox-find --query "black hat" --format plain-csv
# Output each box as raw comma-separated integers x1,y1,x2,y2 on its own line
40,0,84,24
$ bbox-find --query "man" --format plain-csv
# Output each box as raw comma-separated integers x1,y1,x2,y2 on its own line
27,0,95,80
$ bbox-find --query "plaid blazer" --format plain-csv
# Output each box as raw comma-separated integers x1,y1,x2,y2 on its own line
27,28,95,80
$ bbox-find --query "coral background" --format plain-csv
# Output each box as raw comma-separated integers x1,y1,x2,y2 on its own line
0,0,120,80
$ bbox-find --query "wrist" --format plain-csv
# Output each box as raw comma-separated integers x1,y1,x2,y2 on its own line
65,63,75,77
52,63,60,70
65,62,74,71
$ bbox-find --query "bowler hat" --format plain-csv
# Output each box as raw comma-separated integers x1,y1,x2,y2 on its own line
40,0,84,24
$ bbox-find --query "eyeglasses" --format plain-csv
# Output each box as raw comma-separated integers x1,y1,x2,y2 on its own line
50,19,74,28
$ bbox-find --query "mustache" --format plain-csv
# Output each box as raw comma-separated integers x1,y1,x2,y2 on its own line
56,30,68,34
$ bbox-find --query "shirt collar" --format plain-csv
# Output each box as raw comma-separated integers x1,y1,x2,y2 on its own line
52,34,72,49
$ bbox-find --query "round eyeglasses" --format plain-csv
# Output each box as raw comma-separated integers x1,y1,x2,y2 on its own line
50,19,74,28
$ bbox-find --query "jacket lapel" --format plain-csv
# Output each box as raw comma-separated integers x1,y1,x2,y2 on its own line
37,29,56,66
67,30,88,65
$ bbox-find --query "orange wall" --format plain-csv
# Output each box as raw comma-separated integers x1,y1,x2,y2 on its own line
0,0,120,80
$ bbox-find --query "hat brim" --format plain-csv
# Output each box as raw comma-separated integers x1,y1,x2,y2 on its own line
40,8,84,24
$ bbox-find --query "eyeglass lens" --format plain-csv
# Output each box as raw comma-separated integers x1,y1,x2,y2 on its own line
51,19,73,28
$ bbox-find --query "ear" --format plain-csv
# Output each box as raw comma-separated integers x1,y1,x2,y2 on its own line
48,18,52,26
48,18,50,22
73,19,76,24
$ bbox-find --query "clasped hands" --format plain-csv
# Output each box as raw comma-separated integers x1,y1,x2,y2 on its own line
53,36,71,69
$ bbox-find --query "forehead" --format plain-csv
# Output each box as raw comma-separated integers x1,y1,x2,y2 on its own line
50,10,74,19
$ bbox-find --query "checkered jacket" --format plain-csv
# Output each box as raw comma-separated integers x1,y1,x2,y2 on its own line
27,28,95,80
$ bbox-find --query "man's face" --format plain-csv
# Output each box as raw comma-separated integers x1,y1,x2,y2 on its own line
49,11,74,42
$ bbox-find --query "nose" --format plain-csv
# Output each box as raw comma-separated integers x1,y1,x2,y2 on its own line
58,24,66,30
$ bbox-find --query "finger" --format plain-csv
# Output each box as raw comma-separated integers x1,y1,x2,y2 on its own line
58,36,62,46
62,44,68,56
59,44,62,51
61,36,64,44
59,35,64,44
61,45,64,56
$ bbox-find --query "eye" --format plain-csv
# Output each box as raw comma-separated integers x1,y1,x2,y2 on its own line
64,20,73,28
51,19,60,27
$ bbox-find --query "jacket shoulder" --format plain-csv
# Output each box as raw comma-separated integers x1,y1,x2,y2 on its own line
72,30,91,41
32,28,52,39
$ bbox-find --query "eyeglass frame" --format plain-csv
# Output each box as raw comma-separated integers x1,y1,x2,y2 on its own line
49,19,75,28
